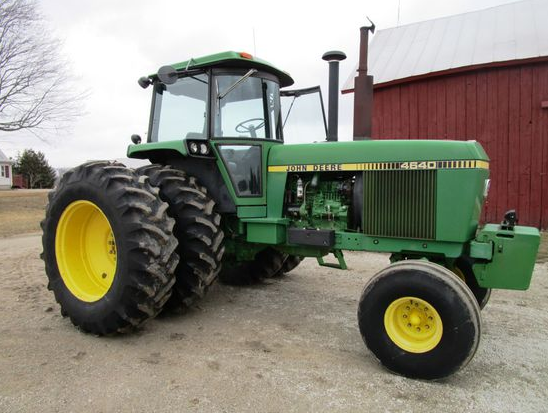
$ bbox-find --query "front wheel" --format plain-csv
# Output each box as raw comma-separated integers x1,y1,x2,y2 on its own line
358,260,481,380
272,255,303,278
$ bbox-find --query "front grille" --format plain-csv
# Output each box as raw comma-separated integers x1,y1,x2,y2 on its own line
362,170,436,239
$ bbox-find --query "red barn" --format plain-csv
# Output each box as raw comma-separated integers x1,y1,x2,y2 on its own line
344,0,548,229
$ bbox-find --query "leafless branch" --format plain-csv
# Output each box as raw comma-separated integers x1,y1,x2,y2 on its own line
0,0,85,139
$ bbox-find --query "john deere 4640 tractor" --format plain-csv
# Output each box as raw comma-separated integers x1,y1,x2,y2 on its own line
42,47,540,380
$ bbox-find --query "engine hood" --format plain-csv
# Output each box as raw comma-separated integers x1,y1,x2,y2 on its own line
268,140,489,167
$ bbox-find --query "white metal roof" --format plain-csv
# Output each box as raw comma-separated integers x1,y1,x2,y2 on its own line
343,0,548,91
0,149,13,164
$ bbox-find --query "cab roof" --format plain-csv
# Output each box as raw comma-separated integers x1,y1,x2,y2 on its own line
155,51,294,88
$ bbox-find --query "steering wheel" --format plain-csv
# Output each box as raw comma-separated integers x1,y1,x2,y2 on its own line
235,118,265,138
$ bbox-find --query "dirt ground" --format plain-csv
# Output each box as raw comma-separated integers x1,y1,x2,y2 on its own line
0,232,547,413
1,189,547,412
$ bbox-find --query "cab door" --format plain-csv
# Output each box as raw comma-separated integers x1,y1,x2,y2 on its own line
210,69,284,215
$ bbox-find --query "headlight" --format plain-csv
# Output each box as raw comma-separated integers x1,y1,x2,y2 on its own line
188,140,211,156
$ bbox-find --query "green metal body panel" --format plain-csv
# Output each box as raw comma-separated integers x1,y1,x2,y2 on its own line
266,171,287,218
435,169,488,241
128,140,187,159
237,206,267,218
472,224,540,290
150,51,294,88
244,218,287,244
238,221,464,257
333,232,465,257
268,140,488,165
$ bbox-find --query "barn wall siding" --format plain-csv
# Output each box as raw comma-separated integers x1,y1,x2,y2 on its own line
371,62,548,228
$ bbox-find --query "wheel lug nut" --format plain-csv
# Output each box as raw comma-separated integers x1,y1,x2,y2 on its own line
407,323,411,328
416,327,421,332
406,306,410,310
101,273,107,279
403,314,407,318
425,325,430,329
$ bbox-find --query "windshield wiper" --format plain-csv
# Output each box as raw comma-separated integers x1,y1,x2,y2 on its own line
218,69,257,100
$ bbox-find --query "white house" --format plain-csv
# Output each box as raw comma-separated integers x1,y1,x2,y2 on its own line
0,149,14,190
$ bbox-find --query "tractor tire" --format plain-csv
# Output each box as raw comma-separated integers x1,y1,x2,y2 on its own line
358,260,481,380
454,257,492,310
272,255,303,278
137,165,224,310
219,247,287,285
41,161,178,335
281,254,302,273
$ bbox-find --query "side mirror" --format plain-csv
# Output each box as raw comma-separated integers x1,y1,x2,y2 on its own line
157,65,178,85
131,134,142,144
138,76,152,89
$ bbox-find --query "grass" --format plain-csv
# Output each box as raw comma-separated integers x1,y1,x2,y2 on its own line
0,189,49,238
0,188,547,262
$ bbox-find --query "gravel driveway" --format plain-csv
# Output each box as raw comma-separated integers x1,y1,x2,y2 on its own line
0,234,547,412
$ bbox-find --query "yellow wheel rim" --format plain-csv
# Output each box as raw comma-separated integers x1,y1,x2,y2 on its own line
384,297,443,353
55,200,117,302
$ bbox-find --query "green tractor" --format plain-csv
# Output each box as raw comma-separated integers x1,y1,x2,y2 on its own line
42,44,540,380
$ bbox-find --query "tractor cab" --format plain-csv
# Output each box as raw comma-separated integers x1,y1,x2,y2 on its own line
129,51,325,212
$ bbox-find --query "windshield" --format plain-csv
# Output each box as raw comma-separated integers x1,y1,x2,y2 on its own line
214,74,282,140
150,73,208,142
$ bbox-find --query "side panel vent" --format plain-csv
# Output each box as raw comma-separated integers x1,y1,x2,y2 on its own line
362,170,436,239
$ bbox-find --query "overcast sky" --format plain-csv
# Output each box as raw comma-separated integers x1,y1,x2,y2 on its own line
0,0,518,167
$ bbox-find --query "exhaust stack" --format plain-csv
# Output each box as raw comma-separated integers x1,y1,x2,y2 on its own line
322,50,346,142
353,20,375,140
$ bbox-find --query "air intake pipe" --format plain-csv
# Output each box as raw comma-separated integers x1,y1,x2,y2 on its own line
322,50,346,142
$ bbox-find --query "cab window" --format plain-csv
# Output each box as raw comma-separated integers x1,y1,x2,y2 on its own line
150,73,208,142
213,73,282,140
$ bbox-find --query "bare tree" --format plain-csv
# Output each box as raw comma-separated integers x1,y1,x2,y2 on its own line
0,0,84,138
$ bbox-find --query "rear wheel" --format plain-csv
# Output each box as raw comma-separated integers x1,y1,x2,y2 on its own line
219,248,287,285
137,165,225,310
358,260,481,379
41,161,178,334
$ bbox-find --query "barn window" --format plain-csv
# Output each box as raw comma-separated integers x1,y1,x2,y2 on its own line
0,166,4,178
5,166,9,178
